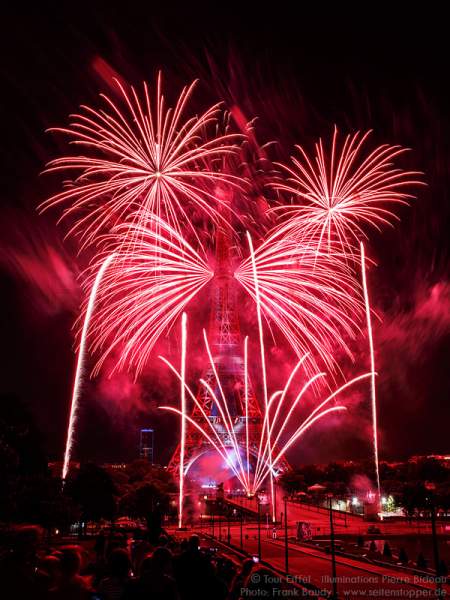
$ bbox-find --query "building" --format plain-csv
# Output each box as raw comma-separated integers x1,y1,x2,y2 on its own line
140,428,154,463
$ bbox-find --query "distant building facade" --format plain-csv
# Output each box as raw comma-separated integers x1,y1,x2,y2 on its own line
140,428,154,463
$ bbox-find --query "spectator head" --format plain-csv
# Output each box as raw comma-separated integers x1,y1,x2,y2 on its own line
152,546,173,573
157,534,169,547
108,548,130,579
188,534,200,552
59,546,82,579
41,555,61,583
11,525,43,561
241,558,254,576
139,554,153,576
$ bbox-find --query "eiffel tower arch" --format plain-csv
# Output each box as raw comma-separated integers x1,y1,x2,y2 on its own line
168,222,290,491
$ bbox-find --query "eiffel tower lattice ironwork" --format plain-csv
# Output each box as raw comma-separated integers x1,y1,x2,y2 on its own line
168,223,290,487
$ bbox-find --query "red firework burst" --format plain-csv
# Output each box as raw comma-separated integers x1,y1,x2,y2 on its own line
84,213,213,375
271,128,423,260
39,73,242,250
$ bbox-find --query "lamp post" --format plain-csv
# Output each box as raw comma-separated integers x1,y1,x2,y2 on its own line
201,495,207,534
240,509,244,549
257,497,262,561
217,499,223,542
425,482,442,595
328,494,338,600
273,488,278,525
283,495,289,575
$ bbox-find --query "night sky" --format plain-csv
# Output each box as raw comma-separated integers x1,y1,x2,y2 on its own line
0,4,449,466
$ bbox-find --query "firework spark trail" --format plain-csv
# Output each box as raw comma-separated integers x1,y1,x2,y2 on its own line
202,331,249,487
253,367,323,489
39,73,243,251
178,312,187,528
254,372,372,488
160,357,268,490
198,376,248,483
254,356,307,485
244,336,250,487
84,214,213,375
160,320,371,499
160,327,272,492
235,230,362,377
246,231,275,519
256,408,348,486
62,253,116,481
159,355,253,489
161,407,250,487
360,242,381,501
160,326,253,490
271,128,423,260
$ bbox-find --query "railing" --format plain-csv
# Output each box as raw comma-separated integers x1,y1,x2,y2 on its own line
200,530,330,598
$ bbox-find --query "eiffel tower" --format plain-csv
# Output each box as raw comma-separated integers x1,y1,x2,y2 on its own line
168,220,289,490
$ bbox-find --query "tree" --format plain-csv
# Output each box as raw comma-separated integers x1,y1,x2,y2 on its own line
279,471,305,495
417,458,448,483
324,462,351,484
0,394,48,523
326,481,347,495
66,463,117,524
298,464,324,486
14,473,79,534
124,459,153,484
119,481,169,541
400,483,428,519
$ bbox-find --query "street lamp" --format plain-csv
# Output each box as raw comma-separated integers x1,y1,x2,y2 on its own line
328,494,338,600
240,508,243,549
424,482,442,594
257,496,262,561
283,495,289,575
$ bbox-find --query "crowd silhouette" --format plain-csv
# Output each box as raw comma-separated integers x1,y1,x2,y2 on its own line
0,525,266,600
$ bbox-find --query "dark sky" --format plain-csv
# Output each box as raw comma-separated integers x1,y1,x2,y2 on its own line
0,3,449,466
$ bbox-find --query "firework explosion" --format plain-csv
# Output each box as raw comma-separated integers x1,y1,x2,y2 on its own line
160,314,372,524
39,74,422,523
39,73,242,250
235,229,362,378
271,128,423,261
82,212,213,375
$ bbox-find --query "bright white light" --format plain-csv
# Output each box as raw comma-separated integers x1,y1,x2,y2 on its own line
352,497,359,506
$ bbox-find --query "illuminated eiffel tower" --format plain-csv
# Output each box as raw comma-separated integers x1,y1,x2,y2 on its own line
168,220,289,489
